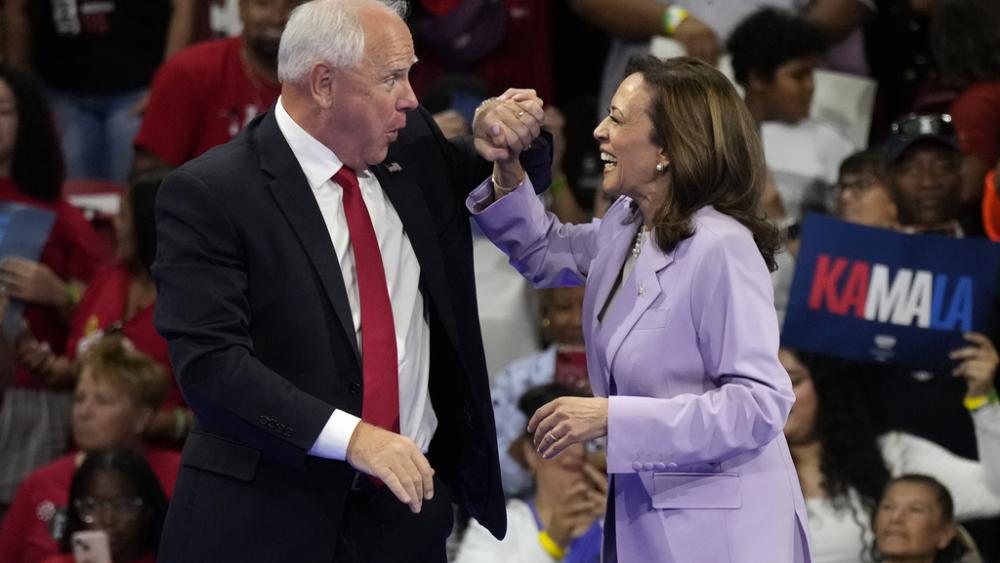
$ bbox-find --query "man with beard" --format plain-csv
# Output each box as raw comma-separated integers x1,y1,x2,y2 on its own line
132,0,304,174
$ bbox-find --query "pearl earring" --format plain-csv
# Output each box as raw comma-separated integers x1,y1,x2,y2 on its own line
656,162,667,173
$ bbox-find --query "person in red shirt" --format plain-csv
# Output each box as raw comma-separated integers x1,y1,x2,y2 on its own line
0,334,180,563
45,449,169,563
0,64,110,515
132,0,306,173
17,172,191,448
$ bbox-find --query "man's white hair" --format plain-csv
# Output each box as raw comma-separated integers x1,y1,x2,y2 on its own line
277,0,407,84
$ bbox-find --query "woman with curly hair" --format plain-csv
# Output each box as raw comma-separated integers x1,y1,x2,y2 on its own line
780,347,1000,563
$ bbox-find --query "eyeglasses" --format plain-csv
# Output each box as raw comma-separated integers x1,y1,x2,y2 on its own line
835,174,880,195
890,113,955,139
73,497,144,524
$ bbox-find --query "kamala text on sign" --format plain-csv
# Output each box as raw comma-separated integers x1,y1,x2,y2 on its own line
808,255,974,332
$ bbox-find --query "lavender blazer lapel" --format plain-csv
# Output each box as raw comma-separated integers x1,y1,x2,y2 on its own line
604,238,675,376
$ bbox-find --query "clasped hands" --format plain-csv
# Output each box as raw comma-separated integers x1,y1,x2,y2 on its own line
472,88,545,189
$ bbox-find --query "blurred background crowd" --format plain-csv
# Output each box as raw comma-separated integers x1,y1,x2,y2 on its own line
0,0,999,562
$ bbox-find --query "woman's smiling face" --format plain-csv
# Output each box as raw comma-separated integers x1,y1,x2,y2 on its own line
593,73,667,209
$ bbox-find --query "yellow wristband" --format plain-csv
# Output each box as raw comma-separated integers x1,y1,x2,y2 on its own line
663,5,690,36
538,530,567,560
964,388,999,412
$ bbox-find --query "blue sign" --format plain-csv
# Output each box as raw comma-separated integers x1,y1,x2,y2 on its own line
0,202,56,335
782,214,1000,369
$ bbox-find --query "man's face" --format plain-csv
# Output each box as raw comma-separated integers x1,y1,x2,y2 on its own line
326,8,418,169
752,55,817,124
240,0,304,63
889,141,962,227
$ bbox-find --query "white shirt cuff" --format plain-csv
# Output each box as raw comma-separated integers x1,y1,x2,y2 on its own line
308,409,362,460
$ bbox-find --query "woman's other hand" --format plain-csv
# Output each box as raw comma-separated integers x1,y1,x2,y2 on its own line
528,396,609,459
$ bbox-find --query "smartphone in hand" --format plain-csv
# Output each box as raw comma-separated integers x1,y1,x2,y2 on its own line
71,530,112,563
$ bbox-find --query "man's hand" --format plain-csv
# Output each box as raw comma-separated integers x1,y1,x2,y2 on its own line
672,15,720,66
345,421,435,513
472,88,544,162
0,257,67,307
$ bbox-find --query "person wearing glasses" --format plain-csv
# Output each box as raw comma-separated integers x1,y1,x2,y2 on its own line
0,335,179,563
47,448,169,563
834,149,898,229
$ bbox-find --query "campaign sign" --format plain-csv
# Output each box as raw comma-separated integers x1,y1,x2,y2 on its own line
782,214,1000,369
0,203,56,334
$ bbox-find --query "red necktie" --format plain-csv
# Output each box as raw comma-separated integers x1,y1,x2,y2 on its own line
333,166,400,434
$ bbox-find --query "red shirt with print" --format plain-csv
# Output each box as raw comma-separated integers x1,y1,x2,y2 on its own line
134,37,281,167
65,265,182,411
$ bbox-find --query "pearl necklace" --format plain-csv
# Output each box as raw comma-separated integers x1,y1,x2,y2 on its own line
632,228,644,260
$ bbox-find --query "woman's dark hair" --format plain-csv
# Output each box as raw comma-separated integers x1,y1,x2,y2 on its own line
788,350,891,560
625,55,781,271
59,448,169,556
0,64,65,201
838,149,889,184
518,382,589,422
930,0,1000,87
874,474,964,563
727,8,829,87
126,171,167,276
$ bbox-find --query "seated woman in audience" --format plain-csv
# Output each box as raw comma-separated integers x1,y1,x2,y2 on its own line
17,172,191,446
0,335,180,563
0,64,109,513
455,383,605,563
489,286,588,498
780,347,1000,563
45,448,168,563
873,474,975,563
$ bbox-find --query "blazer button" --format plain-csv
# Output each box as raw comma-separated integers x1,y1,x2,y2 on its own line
667,462,678,469
632,462,643,471
349,382,361,395
653,463,667,471
642,462,654,471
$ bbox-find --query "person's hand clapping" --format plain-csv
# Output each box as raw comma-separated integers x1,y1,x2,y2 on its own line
950,332,998,397
472,88,544,162
345,421,435,514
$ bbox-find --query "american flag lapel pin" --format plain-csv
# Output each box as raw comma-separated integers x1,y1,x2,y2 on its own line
386,162,402,173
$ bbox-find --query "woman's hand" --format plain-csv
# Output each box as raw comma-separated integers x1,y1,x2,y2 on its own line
950,332,998,397
528,396,608,459
0,257,67,307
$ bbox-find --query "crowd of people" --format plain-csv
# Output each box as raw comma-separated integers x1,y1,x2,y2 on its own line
0,0,999,562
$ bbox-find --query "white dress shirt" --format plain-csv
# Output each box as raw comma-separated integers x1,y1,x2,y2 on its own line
274,97,437,460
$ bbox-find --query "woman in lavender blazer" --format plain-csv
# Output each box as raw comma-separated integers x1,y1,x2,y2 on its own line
468,56,812,562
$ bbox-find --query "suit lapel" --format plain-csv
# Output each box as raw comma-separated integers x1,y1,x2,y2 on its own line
604,236,675,376
372,164,462,351
256,112,361,361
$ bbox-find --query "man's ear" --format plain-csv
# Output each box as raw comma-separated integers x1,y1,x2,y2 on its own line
310,62,337,109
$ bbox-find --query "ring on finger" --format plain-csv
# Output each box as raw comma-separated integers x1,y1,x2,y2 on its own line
547,432,557,443
516,110,525,118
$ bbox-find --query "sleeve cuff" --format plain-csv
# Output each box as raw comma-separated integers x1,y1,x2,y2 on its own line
308,409,362,460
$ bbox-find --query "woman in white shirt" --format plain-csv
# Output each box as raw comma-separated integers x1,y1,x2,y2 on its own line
780,343,1000,563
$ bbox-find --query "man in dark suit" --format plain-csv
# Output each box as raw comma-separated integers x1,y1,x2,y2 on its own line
151,1,547,561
